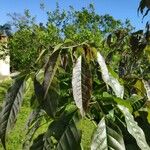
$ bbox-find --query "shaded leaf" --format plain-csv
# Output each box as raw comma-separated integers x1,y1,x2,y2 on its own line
45,106,81,150
91,117,125,150
23,108,45,149
138,0,150,18
106,34,112,47
72,56,92,116
34,78,58,117
129,94,145,111
118,105,150,150
102,92,132,111
30,133,45,150
0,75,26,149
30,105,81,150
23,115,42,150
43,49,60,99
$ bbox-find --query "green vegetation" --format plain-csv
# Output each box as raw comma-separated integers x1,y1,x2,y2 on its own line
0,80,95,150
8,4,132,72
0,1,150,150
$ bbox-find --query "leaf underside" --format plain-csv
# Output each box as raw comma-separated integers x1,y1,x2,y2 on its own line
91,117,125,150
72,56,92,116
118,105,150,150
97,52,124,98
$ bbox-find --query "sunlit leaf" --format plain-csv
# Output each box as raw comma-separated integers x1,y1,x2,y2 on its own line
147,108,150,124
135,111,150,146
118,105,150,150
143,80,150,101
54,43,63,52
91,117,125,150
97,52,124,98
72,55,92,116
134,79,146,97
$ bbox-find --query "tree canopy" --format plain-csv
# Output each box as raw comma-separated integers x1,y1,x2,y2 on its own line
8,4,134,71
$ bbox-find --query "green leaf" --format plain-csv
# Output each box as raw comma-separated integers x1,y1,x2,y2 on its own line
0,75,26,149
26,108,44,129
43,49,60,99
0,79,12,112
34,78,58,117
134,79,146,97
138,0,150,19
129,94,145,111
24,108,45,149
147,108,150,124
91,117,125,150
72,55,92,116
30,133,45,150
64,39,74,44
47,109,81,150
118,105,150,150
30,106,81,150
102,92,133,111
54,43,63,52
35,48,47,64
135,111,150,146
97,52,124,98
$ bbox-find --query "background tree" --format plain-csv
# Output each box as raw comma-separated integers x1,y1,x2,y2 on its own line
0,23,11,37
8,4,133,72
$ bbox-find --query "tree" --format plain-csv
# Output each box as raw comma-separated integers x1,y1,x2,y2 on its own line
0,3,150,150
0,24,11,37
8,4,132,72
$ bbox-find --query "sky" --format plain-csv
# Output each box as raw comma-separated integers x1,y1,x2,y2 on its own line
0,0,149,30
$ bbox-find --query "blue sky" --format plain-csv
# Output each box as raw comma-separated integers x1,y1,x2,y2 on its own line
0,0,148,30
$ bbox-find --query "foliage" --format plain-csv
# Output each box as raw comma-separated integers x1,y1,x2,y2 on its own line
0,23,11,60
0,42,9,60
91,117,125,150
8,24,61,71
0,24,11,37
0,3,150,150
8,4,133,72
138,0,150,19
